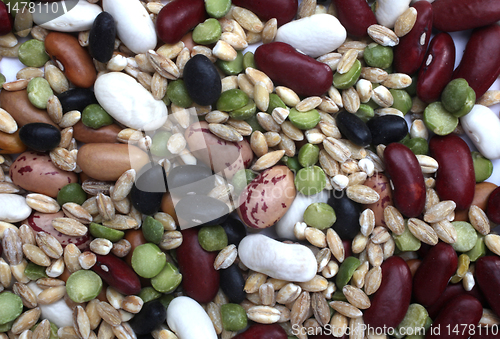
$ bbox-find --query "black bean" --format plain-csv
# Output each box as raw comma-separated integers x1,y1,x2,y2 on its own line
129,300,166,335
336,110,372,146
57,88,98,112
327,192,361,240
220,217,247,246
18,123,61,152
219,263,246,304
367,115,408,145
175,195,229,228
183,54,222,106
89,12,117,63
130,164,166,215
166,164,215,197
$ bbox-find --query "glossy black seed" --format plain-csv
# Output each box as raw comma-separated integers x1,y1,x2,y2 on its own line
220,217,247,246
336,110,372,146
89,12,116,63
219,263,246,304
183,54,222,106
129,300,166,335
166,164,214,197
57,88,98,113
18,123,61,152
327,192,361,240
367,115,408,145
175,195,229,228
130,164,167,215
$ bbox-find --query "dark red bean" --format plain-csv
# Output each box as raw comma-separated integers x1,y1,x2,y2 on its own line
475,256,500,317
413,242,458,307
331,0,376,38
429,134,475,210
233,324,287,339
417,32,455,103
427,283,488,320
452,24,500,98
176,228,219,303
156,0,206,44
471,329,500,339
364,256,412,329
92,253,141,295
426,294,483,339
432,0,500,32
0,2,13,36
383,143,426,218
486,187,500,224
393,1,432,75
254,42,333,97
231,0,298,26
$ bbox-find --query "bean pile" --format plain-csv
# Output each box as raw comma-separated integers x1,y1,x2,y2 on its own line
0,0,500,339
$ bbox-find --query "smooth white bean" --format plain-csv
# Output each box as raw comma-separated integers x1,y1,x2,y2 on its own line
167,296,218,339
461,105,500,160
238,234,317,282
0,194,31,223
375,0,412,28
28,282,73,328
33,1,102,32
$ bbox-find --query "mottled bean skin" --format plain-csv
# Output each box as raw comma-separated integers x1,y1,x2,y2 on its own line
417,33,455,103
233,323,287,339
332,0,376,38
429,134,475,210
384,143,426,218
156,0,206,44
232,0,298,26
362,173,393,227
176,228,220,303
393,1,432,75
426,294,482,339
452,25,500,98
475,256,500,317
364,256,412,329
254,42,333,97
413,242,458,307
45,32,97,88
432,0,500,32
92,254,141,296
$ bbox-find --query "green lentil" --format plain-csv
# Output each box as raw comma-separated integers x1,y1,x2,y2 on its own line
333,59,362,90
0,292,23,325
331,290,347,301
0,321,13,332
405,74,418,97
283,155,302,173
336,256,361,290
131,243,167,278
393,223,421,252
303,202,336,230
472,151,493,182
82,104,113,129
142,216,165,245
205,0,231,18
242,51,256,69
221,304,247,331
27,77,53,109
402,137,429,155
441,78,469,113
364,43,393,69
216,89,249,112
267,93,287,114
451,221,478,252
465,235,486,262
390,89,412,115
151,262,182,293
18,39,50,67
198,225,228,251
138,287,162,303
216,50,244,75
423,102,458,136
354,104,375,122
57,183,86,206
244,114,265,133
167,79,192,108
395,304,429,339
230,99,257,120
24,262,48,281
450,86,475,118
298,143,320,167
0,74,5,87
159,294,175,309
294,166,327,196
150,131,172,158
89,222,124,242
192,18,222,45
66,270,103,303
288,108,321,130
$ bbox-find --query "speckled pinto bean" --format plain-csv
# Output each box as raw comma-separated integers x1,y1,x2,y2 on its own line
452,25,500,99
176,228,220,304
413,242,458,307
156,0,206,44
331,0,377,38
475,256,500,317
393,0,432,75
432,0,500,32
417,32,455,104
44,32,97,88
426,294,482,339
362,173,394,227
429,134,475,210
383,143,426,218
232,0,297,26
364,256,412,330
254,42,333,97
233,323,287,339
91,253,141,296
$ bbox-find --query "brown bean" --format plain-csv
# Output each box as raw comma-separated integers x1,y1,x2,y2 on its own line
0,130,27,154
455,182,498,221
76,143,149,181
0,89,58,128
124,229,147,266
72,121,121,144
406,258,421,277
44,32,97,88
161,192,179,225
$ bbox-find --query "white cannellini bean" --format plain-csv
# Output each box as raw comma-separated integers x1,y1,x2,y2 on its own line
238,234,317,282
0,194,32,223
375,0,412,28
94,72,168,131
461,105,500,160
275,191,329,240
33,0,102,32
275,14,347,58
167,296,218,339
28,282,74,328
103,0,157,54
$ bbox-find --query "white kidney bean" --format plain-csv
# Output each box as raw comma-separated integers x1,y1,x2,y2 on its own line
33,0,102,32
0,194,31,222
28,282,74,328
275,14,347,58
166,296,218,339
375,0,412,28
461,105,500,160
238,234,317,282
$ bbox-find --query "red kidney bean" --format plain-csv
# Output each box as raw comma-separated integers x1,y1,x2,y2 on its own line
432,0,500,32
427,283,488,319
383,143,426,218
471,329,500,339
364,256,412,329
393,1,432,75
426,294,482,339
429,134,475,210
417,32,455,103
92,253,141,296
176,228,219,303
232,0,298,26
475,256,500,317
331,0,376,38
233,324,287,339
254,42,333,97
486,186,500,224
156,0,206,44
0,2,13,36
452,24,500,98
413,242,458,307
